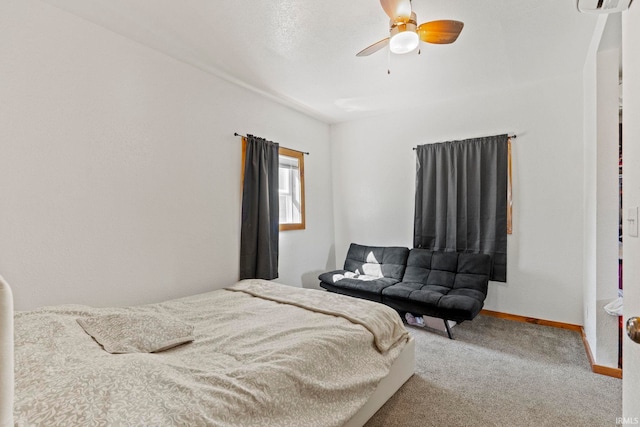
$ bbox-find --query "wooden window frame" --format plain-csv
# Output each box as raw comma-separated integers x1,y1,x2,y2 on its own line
278,147,305,231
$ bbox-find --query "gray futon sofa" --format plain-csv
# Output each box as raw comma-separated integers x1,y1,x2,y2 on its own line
319,243,492,338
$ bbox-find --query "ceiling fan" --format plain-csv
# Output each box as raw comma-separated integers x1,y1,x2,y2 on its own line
356,0,464,57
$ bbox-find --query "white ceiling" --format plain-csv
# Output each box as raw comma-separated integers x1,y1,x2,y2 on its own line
41,0,599,124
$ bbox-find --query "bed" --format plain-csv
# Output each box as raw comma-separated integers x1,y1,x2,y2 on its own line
0,276,414,426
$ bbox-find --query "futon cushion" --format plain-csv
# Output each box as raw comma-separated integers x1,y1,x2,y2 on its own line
318,244,410,300
382,249,491,321
342,244,410,281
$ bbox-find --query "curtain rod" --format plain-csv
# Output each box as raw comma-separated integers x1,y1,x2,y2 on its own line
234,133,310,155
412,134,517,151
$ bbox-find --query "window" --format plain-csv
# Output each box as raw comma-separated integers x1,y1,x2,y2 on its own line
277,148,305,231
242,141,305,231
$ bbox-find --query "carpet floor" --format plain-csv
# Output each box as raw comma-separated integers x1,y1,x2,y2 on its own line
365,315,622,427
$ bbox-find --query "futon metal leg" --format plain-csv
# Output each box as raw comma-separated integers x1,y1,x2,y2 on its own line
443,319,454,339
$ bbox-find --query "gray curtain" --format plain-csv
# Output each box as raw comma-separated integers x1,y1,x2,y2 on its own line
414,134,508,282
240,135,279,280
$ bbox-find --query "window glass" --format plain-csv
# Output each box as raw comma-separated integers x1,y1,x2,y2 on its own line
278,149,305,230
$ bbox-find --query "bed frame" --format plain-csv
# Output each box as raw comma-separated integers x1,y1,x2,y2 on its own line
345,336,415,426
0,276,413,427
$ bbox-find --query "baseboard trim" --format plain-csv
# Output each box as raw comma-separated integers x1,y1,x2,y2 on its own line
480,309,582,331
481,309,622,379
578,328,623,379
592,364,623,379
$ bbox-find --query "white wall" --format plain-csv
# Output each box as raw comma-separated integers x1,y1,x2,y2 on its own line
331,73,586,325
595,46,622,368
0,0,335,310
596,46,620,303
582,17,607,347
622,4,640,421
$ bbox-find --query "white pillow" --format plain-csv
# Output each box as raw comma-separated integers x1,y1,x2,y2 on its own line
77,313,194,354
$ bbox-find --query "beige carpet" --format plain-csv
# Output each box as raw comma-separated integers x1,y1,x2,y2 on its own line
366,315,622,427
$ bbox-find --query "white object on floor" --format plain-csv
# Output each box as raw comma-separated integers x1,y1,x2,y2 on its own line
422,315,456,332
405,313,424,327
577,0,633,14
604,297,623,316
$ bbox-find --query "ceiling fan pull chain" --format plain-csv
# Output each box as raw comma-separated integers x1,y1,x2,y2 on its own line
387,47,390,74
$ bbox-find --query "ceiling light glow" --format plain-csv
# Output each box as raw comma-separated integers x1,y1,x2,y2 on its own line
389,31,419,54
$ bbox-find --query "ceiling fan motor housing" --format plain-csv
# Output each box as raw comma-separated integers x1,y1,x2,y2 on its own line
389,11,417,37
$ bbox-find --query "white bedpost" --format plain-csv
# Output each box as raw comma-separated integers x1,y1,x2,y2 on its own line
0,275,14,426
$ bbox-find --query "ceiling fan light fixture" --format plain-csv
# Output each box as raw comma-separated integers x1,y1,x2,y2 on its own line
389,30,419,54
389,12,419,54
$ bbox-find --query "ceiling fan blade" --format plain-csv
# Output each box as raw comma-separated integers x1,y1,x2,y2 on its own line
356,38,390,57
380,0,412,21
417,20,464,44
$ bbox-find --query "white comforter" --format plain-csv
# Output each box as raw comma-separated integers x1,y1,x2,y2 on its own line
14,280,409,427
